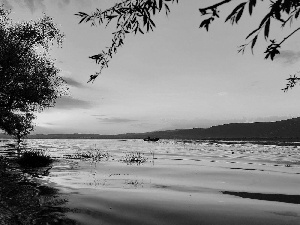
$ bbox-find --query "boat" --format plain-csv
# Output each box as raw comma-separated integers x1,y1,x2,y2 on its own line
143,137,159,142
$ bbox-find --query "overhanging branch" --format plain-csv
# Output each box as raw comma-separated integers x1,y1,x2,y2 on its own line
279,27,300,45
199,0,233,13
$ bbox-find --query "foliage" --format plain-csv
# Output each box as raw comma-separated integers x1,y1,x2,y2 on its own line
76,0,178,83
199,0,300,91
0,6,66,112
77,0,300,90
16,149,53,168
0,5,67,139
0,110,34,143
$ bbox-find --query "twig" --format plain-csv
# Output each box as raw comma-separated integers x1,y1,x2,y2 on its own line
199,0,233,12
279,27,300,45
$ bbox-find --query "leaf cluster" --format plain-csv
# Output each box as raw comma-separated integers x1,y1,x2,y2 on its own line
0,7,67,113
75,0,178,83
0,5,67,139
199,0,300,91
78,0,300,91
0,110,34,141
282,72,300,92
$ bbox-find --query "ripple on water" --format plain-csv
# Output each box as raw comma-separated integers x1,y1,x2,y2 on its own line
1,139,300,225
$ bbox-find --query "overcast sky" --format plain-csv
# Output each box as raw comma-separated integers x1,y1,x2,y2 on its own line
2,0,300,134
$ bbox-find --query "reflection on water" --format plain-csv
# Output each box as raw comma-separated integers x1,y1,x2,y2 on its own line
222,191,300,204
0,154,76,224
1,139,300,225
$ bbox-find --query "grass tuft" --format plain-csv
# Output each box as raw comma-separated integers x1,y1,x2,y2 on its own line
16,149,54,168
65,149,109,162
121,151,147,165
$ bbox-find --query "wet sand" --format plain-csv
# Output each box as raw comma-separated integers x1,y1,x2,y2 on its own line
1,139,300,225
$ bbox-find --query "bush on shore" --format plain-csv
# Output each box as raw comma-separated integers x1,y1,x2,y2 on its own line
16,149,53,168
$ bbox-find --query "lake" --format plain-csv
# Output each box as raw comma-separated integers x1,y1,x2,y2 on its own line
1,139,300,225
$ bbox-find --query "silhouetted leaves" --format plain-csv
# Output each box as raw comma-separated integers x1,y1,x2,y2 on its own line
199,0,300,91
0,6,67,139
225,2,247,24
0,111,34,143
75,0,178,81
264,40,280,60
251,35,258,53
248,0,257,15
264,18,270,39
78,1,300,91
199,18,214,31
282,72,300,92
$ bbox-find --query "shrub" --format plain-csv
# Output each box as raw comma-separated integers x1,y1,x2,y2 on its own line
121,152,147,165
16,149,53,168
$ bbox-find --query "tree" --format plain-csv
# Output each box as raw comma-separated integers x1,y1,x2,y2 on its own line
0,6,67,112
0,110,34,145
0,6,67,140
76,0,300,90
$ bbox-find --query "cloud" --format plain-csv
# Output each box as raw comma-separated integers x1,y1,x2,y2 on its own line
275,50,300,64
32,125,55,134
2,0,69,12
0,0,13,9
43,122,56,126
55,0,94,11
245,115,294,123
95,116,137,124
54,96,92,109
217,92,228,96
73,0,92,8
1,0,94,13
63,77,85,88
17,0,46,13
0,0,46,12
27,0,46,13
57,0,70,9
91,114,106,117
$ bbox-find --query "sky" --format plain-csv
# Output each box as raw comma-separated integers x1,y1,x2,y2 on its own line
2,0,300,134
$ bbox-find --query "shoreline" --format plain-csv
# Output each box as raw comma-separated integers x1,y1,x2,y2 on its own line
2,137,300,147
0,155,76,225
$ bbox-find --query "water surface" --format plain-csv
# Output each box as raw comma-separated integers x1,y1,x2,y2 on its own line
1,139,300,225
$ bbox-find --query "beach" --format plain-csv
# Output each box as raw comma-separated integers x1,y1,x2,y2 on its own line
0,139,300,224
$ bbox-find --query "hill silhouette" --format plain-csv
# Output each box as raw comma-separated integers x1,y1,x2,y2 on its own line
1,117,300,140
139,117,300,140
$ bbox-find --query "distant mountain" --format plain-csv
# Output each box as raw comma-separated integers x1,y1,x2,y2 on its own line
139,117,300,140
1,117,300,140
